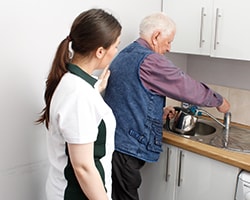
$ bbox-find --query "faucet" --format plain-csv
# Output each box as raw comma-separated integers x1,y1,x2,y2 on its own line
195,108,232,148
223,112,231,130
182,103,232,149
183,103,231,130
197,108,231,130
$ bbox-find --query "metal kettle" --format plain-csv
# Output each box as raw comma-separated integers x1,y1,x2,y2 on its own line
164,106,198,135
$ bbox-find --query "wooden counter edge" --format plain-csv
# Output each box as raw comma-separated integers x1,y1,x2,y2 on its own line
163,130,250,171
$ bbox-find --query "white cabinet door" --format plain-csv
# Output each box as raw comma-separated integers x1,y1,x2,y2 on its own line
163,0,213,55
139,144,178,200
139,143,240,200
176,149,239,200
163,0,250,61
210,0,250,60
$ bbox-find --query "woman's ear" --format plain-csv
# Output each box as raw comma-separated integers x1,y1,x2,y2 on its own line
96,47,106,59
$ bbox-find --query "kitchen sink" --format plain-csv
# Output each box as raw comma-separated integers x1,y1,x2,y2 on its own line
164,117,250,153
193,121,216,136
164,118,217,137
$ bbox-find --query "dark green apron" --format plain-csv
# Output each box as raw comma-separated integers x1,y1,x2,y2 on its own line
64,63,106,200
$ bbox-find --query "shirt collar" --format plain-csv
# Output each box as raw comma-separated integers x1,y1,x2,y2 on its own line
67,63,97,87
136,38,152,50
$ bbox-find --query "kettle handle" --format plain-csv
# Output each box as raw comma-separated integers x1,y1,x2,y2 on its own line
164,106,181,131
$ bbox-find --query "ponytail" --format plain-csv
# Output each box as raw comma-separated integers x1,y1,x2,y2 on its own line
36,37,71,128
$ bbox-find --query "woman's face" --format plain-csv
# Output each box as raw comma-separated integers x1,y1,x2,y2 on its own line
98,36,121,69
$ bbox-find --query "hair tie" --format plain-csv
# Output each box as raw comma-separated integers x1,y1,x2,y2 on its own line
66,36,72,41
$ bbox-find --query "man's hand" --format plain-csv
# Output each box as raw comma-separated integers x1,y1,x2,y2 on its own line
216,98,230,113
162,106,176,121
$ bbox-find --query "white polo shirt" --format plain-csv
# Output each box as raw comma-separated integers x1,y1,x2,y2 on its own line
46,71,116,200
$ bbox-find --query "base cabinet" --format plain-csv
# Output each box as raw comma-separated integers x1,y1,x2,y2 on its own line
139,143,240,200
139,144,178,200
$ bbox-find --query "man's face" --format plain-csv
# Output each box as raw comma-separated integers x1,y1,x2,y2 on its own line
153,30,175,55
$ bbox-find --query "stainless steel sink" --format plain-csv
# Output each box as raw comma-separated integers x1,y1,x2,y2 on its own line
193,121,216,136
164,117,250,153
164,118,217,137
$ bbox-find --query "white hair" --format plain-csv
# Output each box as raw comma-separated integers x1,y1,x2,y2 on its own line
139,12,176,38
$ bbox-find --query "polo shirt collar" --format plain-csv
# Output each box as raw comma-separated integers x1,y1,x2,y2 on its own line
67,63,97,87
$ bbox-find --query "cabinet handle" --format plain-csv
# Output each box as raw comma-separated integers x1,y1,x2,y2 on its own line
214,8,222,50
165,147,170,182
199,7,206,48
177,150,184,187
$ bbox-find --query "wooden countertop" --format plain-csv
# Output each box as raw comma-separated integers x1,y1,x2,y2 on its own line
163,130,250,171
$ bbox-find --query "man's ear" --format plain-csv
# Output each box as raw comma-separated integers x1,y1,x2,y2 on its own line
96,47,106,59
152,31,161,45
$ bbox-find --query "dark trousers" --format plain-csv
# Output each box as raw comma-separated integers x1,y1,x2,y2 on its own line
111,151,145,200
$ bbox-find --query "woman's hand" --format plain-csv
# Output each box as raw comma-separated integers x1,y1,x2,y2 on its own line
97,66,111,93
162,106,176,121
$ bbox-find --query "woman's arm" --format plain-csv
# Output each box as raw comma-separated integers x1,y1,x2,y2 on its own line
67,142,108,200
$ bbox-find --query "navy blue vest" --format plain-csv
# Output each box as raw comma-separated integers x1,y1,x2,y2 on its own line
104,41,165,162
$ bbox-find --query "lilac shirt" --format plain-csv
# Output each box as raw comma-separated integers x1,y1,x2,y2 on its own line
138,38,223,107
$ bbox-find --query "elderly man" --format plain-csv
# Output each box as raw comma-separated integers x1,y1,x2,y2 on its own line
104,12,230,200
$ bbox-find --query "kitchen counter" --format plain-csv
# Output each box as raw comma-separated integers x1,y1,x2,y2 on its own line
162,128,250,171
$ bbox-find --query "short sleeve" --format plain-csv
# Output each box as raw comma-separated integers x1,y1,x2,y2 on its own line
57,89,100,144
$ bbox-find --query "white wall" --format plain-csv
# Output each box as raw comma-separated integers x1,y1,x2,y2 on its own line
187,55,250,90
0,0,161,199
168,53,250,91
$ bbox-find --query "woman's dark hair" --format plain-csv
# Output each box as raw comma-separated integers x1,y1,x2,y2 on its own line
36,8,122,128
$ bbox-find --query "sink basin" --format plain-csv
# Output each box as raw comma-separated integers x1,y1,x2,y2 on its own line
193,121,216,136
164,119,217,137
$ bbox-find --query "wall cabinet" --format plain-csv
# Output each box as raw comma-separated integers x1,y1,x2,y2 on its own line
162,0,250,61
139,143,240,200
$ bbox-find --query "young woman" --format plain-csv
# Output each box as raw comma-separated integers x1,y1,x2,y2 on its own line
37,8,121,200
